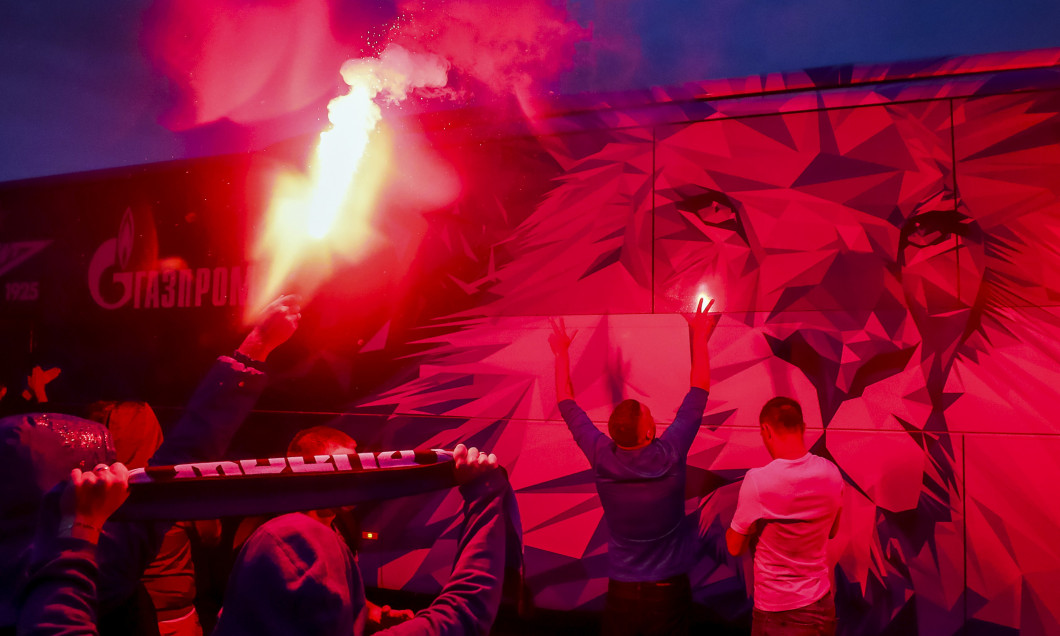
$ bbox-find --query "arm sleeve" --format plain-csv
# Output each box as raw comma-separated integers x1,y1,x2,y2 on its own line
658,388,709,455
377,471,510,636
557,399,609,466
93,521,172,615
149,356,269,467
17,537,100,636
730,471,761,535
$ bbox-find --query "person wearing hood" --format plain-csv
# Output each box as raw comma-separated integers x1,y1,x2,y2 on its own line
87,400,210,636
17,444,509,636
227,425,416,632
18,460,134,636
3,295,301,635
1,414,123,635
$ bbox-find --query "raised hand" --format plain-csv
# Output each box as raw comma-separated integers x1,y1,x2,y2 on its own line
684,297,719,341
686,298,718,391
548,317,578,357
237,294,302,362
549,317,578,401
58,462,131,543
23,365,61,403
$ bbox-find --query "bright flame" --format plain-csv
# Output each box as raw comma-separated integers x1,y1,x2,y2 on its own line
695,285,712,311
306,84,381,239
249,45,449,316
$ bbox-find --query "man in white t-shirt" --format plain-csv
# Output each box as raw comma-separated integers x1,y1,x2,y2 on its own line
727,397,843,636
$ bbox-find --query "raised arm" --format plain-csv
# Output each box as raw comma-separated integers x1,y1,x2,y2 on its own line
550,318,609,463
23,366,61,404
94,296,301,612
685,298,718,391
548,317,577,403
660,300,718,451
233,294,302,364
150,294,301,467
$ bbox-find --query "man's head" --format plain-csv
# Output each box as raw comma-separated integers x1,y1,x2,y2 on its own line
288,426,358,527
758,397,805,458
608,399,655,450
288,426,358,458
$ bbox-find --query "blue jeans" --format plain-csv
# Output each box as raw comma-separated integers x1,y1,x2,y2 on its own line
751,591,836,636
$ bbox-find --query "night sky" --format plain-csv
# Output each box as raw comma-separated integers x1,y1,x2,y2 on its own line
2,0,1059,183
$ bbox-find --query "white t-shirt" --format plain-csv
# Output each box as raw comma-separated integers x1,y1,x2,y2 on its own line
731,452,843,611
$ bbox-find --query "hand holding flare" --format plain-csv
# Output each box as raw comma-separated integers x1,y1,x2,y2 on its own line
685,297,718,390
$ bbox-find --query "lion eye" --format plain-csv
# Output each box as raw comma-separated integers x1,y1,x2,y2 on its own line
675,190,742,234
901,209,970,249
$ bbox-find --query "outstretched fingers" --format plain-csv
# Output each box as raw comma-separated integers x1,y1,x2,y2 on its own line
548,317,578,356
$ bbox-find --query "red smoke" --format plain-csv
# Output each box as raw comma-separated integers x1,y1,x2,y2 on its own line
143,0,586,130
142,0,389,130
390,0,588,99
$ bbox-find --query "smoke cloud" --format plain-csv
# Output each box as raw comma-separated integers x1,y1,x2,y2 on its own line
389,0,589,99
340,44,451,102
143,0,589,138
142,0,393,130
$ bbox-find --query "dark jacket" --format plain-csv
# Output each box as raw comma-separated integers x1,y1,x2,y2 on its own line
559,388,708,582
0,414,115,626
19,471,512,636
6,356,268,630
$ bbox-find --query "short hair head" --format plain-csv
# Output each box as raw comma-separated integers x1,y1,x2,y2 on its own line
759,397,805,433
608,399,655,449
287,427,359,528
288,426,358,457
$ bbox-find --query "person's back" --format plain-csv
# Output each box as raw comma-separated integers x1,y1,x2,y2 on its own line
594,442,686,543
732,453,842,611
727,397,844,636
549,301,718,636
560,393,707,583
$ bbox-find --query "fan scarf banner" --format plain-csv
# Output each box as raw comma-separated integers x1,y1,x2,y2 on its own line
114,449,457,520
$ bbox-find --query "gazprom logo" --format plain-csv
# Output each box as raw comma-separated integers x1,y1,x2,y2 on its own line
117,207,135,270
88,207,253,310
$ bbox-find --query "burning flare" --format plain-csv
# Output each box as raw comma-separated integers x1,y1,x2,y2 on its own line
250,45,449,315
695,285,713,312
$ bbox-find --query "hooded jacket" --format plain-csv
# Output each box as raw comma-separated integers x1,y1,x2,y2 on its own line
0,414,115,626
202,469,511,636
8,356,269,630
19,470,513,636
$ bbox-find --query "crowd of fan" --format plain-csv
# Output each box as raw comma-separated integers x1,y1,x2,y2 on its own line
1,297,512,636
1,296,842,636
